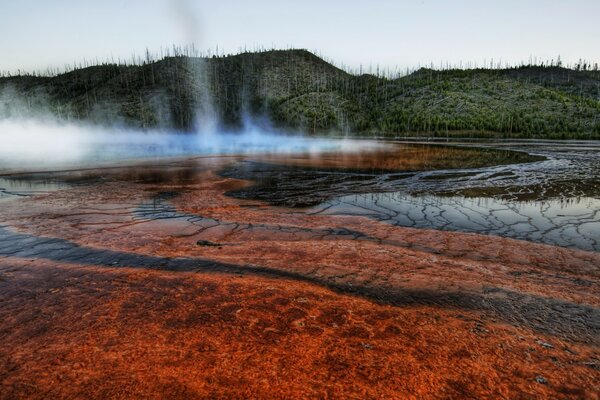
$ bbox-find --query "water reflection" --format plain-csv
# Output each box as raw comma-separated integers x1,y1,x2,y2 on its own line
312,193,600,251
0,177,67,200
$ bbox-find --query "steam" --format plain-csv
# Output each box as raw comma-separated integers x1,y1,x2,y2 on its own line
0,117,376,171
170,0,203,43
0,119,89,165
169,0,217,133
0,47,372,172
0,1,372,172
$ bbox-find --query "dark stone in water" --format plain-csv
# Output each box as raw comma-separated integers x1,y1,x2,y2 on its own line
196,240,222,247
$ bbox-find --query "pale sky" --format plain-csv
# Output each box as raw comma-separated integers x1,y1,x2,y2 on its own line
0,0,598,74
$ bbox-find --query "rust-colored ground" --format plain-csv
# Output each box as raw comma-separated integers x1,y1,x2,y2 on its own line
0,157,598,399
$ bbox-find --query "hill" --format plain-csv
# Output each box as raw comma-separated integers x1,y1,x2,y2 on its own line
1,50,599,138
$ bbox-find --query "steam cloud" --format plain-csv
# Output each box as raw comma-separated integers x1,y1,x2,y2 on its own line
0,61,369,171
0,2,375,172
0,117,376,171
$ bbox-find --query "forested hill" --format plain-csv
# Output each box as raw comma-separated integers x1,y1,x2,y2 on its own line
1,49,599,138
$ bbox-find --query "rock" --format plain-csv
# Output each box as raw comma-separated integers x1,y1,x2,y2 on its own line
535,376,548,385
196,240,221,247
536,340,554,349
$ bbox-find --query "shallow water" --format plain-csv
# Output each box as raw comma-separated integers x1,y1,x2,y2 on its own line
311,193,600,252
0,177,68,201
316,141,600,251
1,139,598,251
224,140,600,251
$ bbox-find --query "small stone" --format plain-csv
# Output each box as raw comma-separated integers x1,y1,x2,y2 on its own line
536,340,554,349
535,376,548,385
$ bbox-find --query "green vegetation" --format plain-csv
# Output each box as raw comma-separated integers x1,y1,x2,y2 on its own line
1,49,599,138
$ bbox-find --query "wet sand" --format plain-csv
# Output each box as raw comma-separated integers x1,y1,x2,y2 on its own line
0,145,599,399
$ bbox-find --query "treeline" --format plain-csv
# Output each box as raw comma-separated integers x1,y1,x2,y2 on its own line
2,46,598,80
0,49,599,138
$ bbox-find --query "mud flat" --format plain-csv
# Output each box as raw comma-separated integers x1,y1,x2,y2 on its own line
0,142,598,399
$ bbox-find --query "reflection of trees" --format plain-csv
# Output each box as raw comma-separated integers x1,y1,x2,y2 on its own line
328,191,599,251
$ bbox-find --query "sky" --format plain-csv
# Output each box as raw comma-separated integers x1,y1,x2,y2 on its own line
0,0,598,74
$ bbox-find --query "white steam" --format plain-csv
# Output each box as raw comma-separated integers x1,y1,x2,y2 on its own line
0,118,378,171
0,0,374,173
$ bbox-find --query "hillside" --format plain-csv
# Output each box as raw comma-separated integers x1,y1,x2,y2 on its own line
1,50,599,138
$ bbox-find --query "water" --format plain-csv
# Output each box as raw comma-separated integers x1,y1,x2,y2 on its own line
1,139,599,251
0,177,68,201
311,193,600,252
224,140,600,252
309,141,600,251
